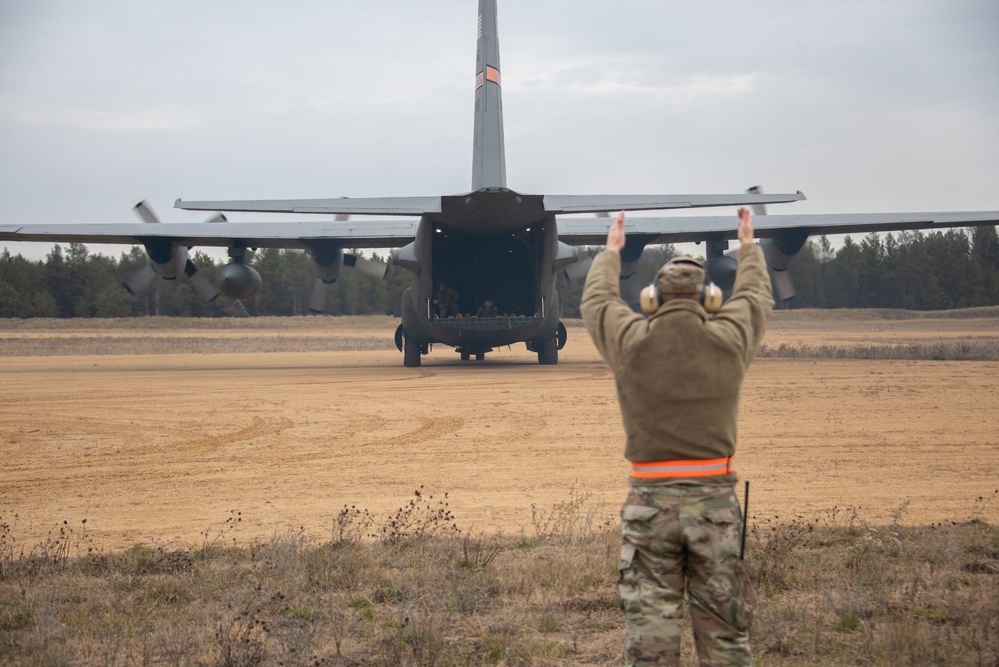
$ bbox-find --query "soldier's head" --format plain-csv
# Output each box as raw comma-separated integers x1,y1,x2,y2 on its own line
656,256,705,300
640,256,722,314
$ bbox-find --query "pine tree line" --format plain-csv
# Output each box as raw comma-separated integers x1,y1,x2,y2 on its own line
0,245,408,318
1,226,997,318
785,226,999,309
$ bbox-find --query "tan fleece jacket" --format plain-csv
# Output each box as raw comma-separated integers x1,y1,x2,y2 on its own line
580,243,773,484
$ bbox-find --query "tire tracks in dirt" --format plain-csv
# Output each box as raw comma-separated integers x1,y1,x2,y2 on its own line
3,416,296,491
363,416,465,449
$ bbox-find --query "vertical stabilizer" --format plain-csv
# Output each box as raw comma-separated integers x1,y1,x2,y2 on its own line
472,0,506,190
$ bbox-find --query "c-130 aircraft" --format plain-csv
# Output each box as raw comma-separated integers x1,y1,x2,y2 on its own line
2,0,998,367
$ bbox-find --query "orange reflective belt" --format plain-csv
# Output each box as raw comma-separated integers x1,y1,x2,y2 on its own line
631,457,733,479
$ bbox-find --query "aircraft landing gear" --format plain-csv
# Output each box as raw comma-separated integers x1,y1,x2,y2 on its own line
404,336,422,367
458,346,488,362
537,337,558,365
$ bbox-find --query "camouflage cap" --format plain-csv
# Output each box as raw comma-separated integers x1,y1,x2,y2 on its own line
656,256,705,296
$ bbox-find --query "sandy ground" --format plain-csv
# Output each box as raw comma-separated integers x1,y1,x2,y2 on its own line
2,314,998,551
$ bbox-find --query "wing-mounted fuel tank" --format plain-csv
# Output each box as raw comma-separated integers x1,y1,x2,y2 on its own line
215,247,262,301
619,234,654,280
704,239,739,291
614,234,658,307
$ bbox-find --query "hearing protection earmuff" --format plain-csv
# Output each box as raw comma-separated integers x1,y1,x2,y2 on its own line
639,280,723,315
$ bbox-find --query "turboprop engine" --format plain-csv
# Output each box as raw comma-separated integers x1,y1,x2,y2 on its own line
143,242,189,280
123,201,219,301
759,229,810,273
744,185,810,301
305,242,388,312
759,229,809,302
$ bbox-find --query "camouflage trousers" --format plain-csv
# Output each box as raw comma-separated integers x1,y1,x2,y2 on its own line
617,482,756,666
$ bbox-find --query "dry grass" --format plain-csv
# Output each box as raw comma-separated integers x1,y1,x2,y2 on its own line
757,340,999,361
2,309,997,358
767,306,999,322
0,316,401,355
0,335,396,356
0,316,401,332
2,310,997,664
2,491,997,666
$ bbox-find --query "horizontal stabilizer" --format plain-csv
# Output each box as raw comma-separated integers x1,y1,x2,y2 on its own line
544,192,805,214
175,196,442,216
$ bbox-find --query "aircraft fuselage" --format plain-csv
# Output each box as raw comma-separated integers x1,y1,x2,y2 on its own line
395,188,563,364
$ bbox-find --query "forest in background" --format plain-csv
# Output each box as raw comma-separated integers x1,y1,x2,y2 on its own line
1,225,997,318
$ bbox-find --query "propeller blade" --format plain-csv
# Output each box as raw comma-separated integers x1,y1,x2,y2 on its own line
184,259,220,302
307,279,329,313
746,186,768,217
204,213,228,223
771,269,796,302
133,200,161,225
747,188,796,301
563,255,593,281
345,253,388,279
123,264,158,295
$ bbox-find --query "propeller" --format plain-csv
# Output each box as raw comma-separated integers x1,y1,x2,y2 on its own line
769,269,796,302
123,200,220,301
344,253,389,279
185,257,222,301
307,251,388,313
307,208,389,313
307,278,333,313
123,263,157,295
748,186,796,302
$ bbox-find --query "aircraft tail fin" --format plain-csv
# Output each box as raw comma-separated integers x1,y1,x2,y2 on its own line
471,0,506,190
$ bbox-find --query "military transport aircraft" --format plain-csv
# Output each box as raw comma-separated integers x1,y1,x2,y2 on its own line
1,0,998,367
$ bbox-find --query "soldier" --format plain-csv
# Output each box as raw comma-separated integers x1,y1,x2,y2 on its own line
477,298,497,317
432,280,460,318
580,208,771,666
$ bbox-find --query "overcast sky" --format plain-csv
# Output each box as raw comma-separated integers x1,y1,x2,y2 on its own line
1,0,997,260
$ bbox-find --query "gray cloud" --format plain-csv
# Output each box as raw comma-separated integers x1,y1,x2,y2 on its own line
2,0,997,260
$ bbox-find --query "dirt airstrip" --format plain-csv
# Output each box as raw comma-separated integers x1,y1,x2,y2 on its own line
1,312,998,551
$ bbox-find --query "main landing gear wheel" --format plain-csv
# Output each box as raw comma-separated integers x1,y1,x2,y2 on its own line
537,337,558,365
404,336,422,367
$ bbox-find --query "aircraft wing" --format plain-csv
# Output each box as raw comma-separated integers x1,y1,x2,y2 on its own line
557,211,999,245
0,219,419,250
